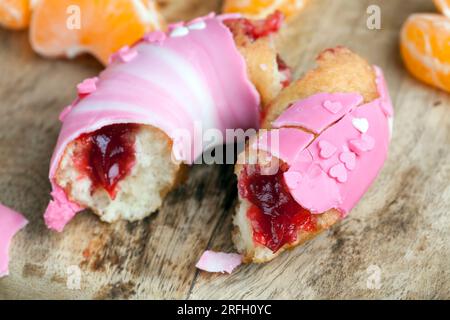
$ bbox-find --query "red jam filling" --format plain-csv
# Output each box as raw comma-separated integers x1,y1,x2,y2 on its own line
75,123,138,199
276,55,292,87
238,164,316,252
242,10,284,40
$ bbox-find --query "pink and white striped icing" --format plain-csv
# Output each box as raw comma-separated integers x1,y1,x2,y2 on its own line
44,14,260,232
0,204,28,277
257,66,393,216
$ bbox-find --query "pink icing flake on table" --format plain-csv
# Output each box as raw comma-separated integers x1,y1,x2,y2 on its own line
0,204,28,278
196,251,242,274
272,92,363,134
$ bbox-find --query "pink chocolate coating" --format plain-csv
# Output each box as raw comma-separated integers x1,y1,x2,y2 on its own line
268,67,393,215
272,93,363,134
44,15,260,231
196,250,242,274
0,204,28,277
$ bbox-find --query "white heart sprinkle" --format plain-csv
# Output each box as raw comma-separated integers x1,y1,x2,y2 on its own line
259,63,268,71
188,21,206,30
352,117,369,133
170,26,189,37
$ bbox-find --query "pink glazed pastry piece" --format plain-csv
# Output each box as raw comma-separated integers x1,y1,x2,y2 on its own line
0,204,28,278
44,14,260,231
278,67,392,216
272,92,363,133
196,250,242,274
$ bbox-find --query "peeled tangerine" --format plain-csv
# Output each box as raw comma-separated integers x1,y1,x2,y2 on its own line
400,14,450,93
223,0,308,19
434,0,450,17
30,0,164,65
0,0,31,30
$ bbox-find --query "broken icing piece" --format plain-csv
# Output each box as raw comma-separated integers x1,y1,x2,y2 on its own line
0,204,28,278
253,128,314,164
77,77,98,95
352,117,369,133
272,92,363,134
196,251,242,274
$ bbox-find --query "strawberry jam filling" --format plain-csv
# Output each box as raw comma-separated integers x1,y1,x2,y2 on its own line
241,10,284,40
238,164,316,252
276,55,292,87
75,123,138,199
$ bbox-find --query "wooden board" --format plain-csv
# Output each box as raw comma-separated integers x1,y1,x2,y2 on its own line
0,0,449,299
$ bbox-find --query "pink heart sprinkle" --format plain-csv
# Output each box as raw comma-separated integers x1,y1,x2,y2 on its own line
329,163,348,183
77,77,98,95
283,171,302,189
323,100,342,114
109,46,138,64
339,151,356,170
348,134,375,155
143,31,166,44
59,105,73,122
318,140,337,159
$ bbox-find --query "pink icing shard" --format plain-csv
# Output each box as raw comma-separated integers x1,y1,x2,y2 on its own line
77,77,98,95
45,15,260,231
196,250,242,274
272,92,363,133
0,204,28,277
252,128,314,164
269,67,392,216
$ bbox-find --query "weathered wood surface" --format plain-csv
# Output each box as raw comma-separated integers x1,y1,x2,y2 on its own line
0,0,449,299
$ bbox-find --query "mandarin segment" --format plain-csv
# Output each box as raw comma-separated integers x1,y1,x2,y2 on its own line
400,14,450,92
223,0,308,19
0,0,31,30
434,0,450,17
30,0,164,65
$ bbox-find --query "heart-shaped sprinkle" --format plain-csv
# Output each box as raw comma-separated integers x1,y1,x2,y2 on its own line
143,31,166,44
318,140,337,159
109,46,138,64
77,77,98,95
188,21,206,30
329,163,348,183
352,117,369,133
120,48,138,62
323,100,342,114
349,134,375,155
170,26,189,37
59,104,73,122
339,151,356,170
284,171,302,189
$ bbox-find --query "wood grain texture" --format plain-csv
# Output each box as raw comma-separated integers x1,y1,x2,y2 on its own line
0,0,449,299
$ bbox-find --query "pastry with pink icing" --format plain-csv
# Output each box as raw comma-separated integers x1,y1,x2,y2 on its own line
44,13,290,231
0,204,28,277
234,47,394,263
